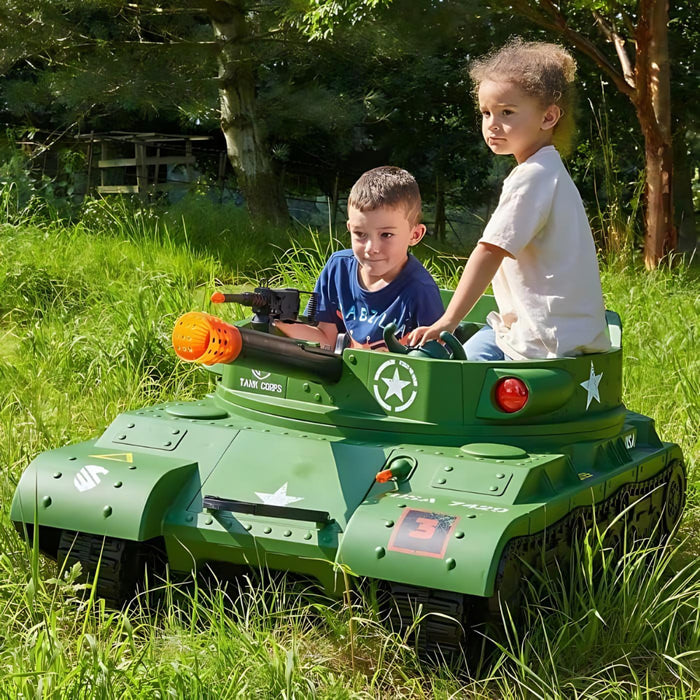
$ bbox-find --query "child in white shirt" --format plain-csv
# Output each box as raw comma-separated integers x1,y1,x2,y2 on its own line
408,39,610,359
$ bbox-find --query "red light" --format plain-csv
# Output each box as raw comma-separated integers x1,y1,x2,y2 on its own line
495,377,528,413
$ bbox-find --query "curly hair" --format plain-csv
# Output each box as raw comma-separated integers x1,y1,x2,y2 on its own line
348,166,422,227
469,39,578,155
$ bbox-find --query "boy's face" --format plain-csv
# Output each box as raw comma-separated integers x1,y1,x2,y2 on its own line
347,205,425,290
478,80,560,164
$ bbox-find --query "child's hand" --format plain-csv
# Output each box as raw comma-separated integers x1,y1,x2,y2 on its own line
407,320,456,347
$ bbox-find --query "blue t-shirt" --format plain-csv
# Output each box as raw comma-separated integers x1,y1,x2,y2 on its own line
313,250,444,349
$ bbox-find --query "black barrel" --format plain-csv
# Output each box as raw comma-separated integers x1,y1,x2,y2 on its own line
238,327,343,383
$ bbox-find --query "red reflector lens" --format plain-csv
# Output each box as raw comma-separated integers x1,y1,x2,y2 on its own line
495,377,528,413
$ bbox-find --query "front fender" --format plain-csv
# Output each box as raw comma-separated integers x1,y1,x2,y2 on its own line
11,440,197,542
337,491,530,597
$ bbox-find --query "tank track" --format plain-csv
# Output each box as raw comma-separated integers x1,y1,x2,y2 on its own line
57,531,163,608
387,584,466,660
386,459,686,660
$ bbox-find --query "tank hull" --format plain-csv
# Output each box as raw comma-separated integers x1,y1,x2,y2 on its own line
11,398,682,600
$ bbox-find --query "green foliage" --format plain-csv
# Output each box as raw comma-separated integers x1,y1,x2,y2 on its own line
569,90,645,259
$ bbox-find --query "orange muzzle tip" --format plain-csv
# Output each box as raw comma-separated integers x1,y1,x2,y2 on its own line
172,311,242,365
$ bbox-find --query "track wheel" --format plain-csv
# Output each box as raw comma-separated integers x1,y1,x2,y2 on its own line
57,531,161,608
661,461,686,537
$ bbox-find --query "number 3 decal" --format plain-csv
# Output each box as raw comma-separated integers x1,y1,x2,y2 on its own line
388,509,459,558
408,517,438,539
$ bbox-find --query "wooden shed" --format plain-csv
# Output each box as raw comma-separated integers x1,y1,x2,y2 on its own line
75,131,222,196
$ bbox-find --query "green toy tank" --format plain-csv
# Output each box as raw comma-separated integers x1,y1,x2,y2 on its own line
11,287,686,657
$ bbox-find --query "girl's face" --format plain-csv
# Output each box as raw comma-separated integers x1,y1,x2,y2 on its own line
477,80,560,164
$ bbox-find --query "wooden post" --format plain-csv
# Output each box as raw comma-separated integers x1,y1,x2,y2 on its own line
135,141,148,199
85,132,94,196
153,146,161,186
100,141,109,189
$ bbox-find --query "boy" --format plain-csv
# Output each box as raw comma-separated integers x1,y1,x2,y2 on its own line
275,166,444,350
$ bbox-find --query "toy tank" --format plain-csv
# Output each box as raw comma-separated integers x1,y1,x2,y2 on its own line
11,287,686,656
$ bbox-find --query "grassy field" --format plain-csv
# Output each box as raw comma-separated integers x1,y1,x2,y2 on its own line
0,196,698,698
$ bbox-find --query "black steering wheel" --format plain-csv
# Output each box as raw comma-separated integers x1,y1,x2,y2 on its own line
383,324,467,360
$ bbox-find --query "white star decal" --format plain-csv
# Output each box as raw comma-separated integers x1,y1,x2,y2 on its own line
382,367,411,401
580,362,603,410
255,482,303,507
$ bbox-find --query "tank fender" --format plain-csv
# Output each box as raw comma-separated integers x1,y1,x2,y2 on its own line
10,440,198,542
337,494,531,597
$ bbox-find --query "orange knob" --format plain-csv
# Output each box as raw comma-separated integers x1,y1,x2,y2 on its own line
172,311,243,365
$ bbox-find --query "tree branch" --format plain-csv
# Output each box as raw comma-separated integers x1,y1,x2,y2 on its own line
516,0,635,98
592,10,635,88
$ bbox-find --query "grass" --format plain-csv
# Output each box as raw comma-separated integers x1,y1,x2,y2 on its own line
0,195,698,697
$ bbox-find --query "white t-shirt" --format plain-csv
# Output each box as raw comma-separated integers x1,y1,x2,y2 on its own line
479,146,610,360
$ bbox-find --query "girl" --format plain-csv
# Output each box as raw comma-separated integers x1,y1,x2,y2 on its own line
408,39,610,360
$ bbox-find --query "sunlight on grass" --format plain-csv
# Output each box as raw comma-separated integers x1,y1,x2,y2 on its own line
1,200,698,697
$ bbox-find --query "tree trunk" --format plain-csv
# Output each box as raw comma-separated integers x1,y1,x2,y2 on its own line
636,0,676,268
638,114,675,266
206,0,289,226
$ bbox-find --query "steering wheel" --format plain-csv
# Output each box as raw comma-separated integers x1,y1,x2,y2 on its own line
382,324,467,360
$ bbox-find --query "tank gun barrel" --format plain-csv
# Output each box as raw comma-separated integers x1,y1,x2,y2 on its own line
172,311,342,383
211,291,268,308
211,286,318,328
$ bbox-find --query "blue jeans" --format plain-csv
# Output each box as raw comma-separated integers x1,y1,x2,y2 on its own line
463,325,506,361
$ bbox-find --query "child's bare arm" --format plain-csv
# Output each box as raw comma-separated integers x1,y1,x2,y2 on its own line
408,242,510,345
272,320,339,350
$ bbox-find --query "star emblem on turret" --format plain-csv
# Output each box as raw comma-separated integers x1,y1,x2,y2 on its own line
372,359,419,413
382,367,411,401
580,362,603,410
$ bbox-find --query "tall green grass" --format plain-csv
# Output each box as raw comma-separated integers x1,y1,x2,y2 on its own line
1,196,698,697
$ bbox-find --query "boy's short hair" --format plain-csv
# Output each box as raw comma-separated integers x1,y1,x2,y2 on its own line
348,166,422,227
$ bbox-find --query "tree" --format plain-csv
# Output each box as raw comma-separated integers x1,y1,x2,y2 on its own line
0,1,291,225
299,0,688,267
203,1,288,225
505,0,677,267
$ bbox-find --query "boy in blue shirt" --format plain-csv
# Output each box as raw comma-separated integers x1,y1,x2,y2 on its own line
276,166,444,350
